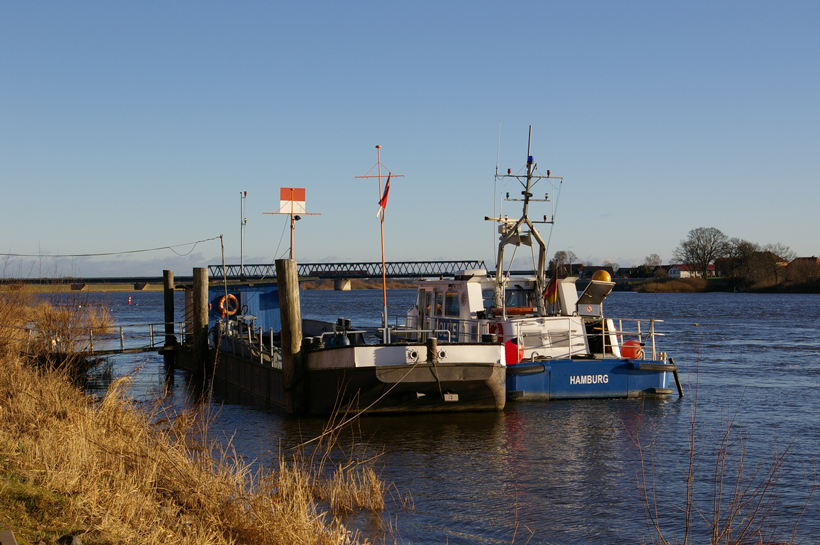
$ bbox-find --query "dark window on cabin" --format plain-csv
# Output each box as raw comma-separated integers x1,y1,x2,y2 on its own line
434,291,444,316
505,289,535,308
445,292,459,316
482,289,494,309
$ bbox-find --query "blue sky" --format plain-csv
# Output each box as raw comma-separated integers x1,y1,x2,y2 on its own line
1,1,818,277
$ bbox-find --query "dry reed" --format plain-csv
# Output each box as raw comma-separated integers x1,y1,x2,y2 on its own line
630,339,817,544
0,289,385,544
635,278,709,293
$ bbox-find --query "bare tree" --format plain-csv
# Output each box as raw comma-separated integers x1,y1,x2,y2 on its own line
673,227,729,278
724,238,760,284
601,260,619,273
565,251,578,274
552,251,568,275
644,254,662,267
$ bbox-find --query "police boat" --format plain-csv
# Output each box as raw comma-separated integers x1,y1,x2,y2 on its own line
404,126,682,402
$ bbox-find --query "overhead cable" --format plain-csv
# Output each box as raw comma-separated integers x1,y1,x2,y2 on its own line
0,235,222,258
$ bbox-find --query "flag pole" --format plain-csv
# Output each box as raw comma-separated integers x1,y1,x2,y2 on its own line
355,145,404,344
376,146,389,342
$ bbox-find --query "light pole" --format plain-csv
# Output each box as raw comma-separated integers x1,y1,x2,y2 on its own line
240,191,247,280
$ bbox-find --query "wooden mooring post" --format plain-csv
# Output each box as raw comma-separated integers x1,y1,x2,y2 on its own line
163,270,176,368
192,267,209,394
276,259,305,414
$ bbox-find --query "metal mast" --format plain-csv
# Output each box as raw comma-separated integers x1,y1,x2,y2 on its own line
486,125,561,316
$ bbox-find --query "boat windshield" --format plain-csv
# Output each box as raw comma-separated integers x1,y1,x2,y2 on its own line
505,289,535,308
482,289,494,310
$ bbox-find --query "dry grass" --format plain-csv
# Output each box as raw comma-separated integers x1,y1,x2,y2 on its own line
0,289,113,373
0,359,385,544
635,278,708,293
0,288,386,545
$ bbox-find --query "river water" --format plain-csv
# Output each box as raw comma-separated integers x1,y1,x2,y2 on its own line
86,290,820,544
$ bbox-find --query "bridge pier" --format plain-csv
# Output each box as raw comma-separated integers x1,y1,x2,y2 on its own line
334,278,352,291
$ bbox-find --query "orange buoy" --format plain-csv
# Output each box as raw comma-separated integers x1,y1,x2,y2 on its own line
127,296,131,305
622,340,643,360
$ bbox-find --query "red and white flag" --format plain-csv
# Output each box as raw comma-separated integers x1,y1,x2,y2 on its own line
376,175,391,218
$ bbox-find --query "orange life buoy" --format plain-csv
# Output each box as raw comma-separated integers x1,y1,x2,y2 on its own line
218,294,239,318
488,322,503,341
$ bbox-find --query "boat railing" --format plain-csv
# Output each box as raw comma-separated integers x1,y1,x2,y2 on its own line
575,318,665,360
484,317,665,360
214,318,282,369
608,318,665,360
387,327,453,344
419,317,485,343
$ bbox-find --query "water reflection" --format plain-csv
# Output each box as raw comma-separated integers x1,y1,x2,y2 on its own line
86,290,819,544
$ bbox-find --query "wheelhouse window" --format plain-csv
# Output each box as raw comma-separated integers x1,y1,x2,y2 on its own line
444,292,459,317
482,289,494,310
434,291,444,316
505,289,535,308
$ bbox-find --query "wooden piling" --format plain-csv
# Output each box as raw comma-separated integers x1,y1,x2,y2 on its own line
276,259,305,414
163,270,176,342
163,270,176,367
192,267,209,393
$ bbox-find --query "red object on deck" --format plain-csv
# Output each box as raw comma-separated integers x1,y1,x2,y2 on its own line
622,340,643,359
505,339,524,365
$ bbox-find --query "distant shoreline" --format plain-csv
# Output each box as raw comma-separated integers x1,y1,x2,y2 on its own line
631,277,820,294
0,278,420,293
4,277,818,294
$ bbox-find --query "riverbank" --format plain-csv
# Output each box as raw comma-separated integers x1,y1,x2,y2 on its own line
632,277,820,293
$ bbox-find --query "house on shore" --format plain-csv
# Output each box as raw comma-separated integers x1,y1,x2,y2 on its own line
668,264,716,279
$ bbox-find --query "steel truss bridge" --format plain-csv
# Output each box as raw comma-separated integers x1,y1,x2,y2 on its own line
208,261,487,280
1,261,489,287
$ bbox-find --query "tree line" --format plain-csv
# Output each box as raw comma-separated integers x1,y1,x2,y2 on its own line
549,227,819,289
671,226,812,288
